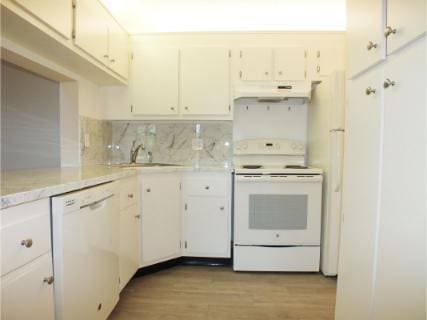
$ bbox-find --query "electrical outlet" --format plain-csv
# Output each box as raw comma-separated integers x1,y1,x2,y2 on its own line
84,133,90,148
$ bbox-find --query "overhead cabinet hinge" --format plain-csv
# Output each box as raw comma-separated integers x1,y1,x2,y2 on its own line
239,50,242,58
184,241,188,249
229,50,232,58
228,105,231,112
304,50,307,58
130,105,133,113
184,203,187,211
239,70,242,78
72,29,76,39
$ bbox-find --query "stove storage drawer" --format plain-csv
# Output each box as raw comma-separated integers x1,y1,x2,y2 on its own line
182,176,228,197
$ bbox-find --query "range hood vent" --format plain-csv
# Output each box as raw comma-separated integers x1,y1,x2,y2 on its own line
234,81,321,102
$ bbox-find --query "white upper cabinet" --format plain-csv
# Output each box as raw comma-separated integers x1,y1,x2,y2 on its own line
239,47,272,81
107,17,129,79
386,0,426,54
273,47,306,81
308,47,345,79
13,0,72,39
180,47,230,115
347,0,385,78
74,0,109,64
130,47,180,116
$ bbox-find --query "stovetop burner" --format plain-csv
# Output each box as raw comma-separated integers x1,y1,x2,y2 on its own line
285,165,308,169
241,165,263,169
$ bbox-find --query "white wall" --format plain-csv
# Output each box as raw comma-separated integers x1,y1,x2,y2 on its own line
101,0,346,33
1,63,61,170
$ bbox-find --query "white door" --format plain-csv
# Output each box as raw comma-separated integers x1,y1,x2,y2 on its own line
234,176,322,246
107,18,129,79
180,47,230,115
130,47,179,115
14,0,72,39
1,253,55,320
74,0,109,64
371,39,426,320
386,0,426,54
347,0,386,77
335,67,384,320
140,173,181,266
183,197,230,257
273,47,306,81
239,47,272,81
119,204,139,291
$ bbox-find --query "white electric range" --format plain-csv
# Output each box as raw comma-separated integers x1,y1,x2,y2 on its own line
233,139,323,272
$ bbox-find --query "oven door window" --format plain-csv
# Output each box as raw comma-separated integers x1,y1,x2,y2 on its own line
249,194,308,230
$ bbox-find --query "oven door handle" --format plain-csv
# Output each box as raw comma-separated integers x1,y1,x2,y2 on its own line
235,175,323,182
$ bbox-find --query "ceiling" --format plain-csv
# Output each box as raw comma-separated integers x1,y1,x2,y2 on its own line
100,0,346,34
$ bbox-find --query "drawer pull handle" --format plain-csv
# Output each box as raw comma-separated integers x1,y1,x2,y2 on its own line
43,276,54,285
365,87,376,95
383,79,395,89
21,239,33,248
128,194,134,198
205,186,210,190
146,188,151,192
134,214,141,219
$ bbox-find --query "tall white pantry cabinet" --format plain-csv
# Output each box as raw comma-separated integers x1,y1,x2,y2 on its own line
336,0,426,319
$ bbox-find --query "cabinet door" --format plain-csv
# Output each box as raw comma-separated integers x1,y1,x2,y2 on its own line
119,204,140,291
239,47,272,81
386,0,426,54
181,47,230,115
183,197,230,258
273,47,306,81
74,0,109,64
335,67,384,320
308,47,345,79
107,18,129,79
140,173,181,266
347,0,385,77
371,39,426,320
1,253,54,320
14,0,72,39
130,47,179,115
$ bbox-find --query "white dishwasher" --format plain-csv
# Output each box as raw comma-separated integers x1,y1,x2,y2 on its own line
51,182,119,320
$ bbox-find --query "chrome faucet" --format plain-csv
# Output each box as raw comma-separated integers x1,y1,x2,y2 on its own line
130,140,145,163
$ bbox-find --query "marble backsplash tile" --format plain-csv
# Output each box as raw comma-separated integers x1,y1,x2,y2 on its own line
111,121,233,167
80,116,112,166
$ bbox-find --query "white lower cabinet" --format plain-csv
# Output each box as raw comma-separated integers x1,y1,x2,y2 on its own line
140,173,182,267
0,198,54,320
1,253,55,320
181,173,232,258
119,204,140,291
117,176,140,292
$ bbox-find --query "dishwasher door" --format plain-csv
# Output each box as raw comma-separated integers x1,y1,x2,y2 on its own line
52,183,119,320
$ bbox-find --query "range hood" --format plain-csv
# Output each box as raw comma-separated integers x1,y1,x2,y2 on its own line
234,81,321,102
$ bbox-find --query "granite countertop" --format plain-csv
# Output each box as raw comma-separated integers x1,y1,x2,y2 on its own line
1,164,234,210
1,165,137,210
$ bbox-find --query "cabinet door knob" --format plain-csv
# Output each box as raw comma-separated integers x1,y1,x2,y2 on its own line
204,185,210,190
184,107,189,110
146,188,151,192
264,71,269,75
110,59,116,63
170,107,175,111
366,41,378,50
385,26,397,37
21,239,33,248
103,54,109,58
128,194,134,198
43,276,54,285
134,214,141,219
365,87,376,95
383,79,396,89
220,206,225,211
278,71,283,75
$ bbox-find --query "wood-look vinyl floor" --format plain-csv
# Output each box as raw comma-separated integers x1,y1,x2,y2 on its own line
109,265,337,320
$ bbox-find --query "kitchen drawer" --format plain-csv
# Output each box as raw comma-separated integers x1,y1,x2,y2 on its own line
118,176,139,209
1,252,55,320
1,199,51,276
183,178,228,197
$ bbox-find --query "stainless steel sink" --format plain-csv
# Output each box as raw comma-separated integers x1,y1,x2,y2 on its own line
115,162,181,168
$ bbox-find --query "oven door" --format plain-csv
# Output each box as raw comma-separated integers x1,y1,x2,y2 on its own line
234,174,322,246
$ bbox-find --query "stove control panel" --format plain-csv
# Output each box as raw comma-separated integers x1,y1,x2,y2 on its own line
234,139,305,155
